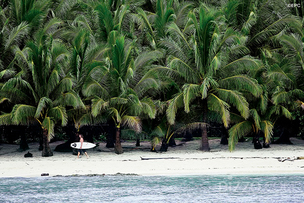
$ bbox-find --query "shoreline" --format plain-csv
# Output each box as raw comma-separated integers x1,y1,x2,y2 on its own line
1,138,304,178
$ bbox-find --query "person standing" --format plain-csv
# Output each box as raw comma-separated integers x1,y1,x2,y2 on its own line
77,133,89,158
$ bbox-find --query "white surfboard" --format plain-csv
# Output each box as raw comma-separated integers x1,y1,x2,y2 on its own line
70,142,96,149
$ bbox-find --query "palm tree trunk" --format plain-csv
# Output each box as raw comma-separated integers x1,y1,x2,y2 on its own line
114,126,123,154
200,100,210,151
106,120,115,148
220,125,228,145
253,131,262,149
19,131,29,151
42,129,53,157
136,138,140,146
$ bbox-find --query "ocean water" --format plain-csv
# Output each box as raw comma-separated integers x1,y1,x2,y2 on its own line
1,175,304,203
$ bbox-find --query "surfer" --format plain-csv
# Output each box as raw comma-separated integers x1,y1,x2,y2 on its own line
77,133,89,158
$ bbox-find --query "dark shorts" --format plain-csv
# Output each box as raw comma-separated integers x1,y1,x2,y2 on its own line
78,149,86,154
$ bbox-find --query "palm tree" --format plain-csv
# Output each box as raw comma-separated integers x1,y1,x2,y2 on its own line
165,6,262,151
0,21,84,156
0,0,54,91
229,29,304,150
136,0,178,51
86,32,162,154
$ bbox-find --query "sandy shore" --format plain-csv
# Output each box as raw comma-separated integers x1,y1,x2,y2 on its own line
1,138,304,178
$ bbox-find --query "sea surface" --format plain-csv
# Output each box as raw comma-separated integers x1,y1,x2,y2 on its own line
1,175,304,203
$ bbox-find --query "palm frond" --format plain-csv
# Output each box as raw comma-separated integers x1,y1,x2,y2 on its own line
42,117,55,141
82,79,109,98
116,4,129,31
200,77,218,99
112,36,126,75
134,50,163,71
223,57,262,74
167,92,184,125
122,115,141,133
51,77,73,98
0,97,10,104
241,11,256,35
77,113,93,128
109,107,121,124
267,65,295,89
140,97,156,119
272,90,290,105
0,69,15,79
91,97,108,117
46,69,60,96
259,88,268,114
219,75,262,97
208,93,230,127
168,57,199,83
166,23,191,49
280,34,303,60
126,93,141,115
249,17,302,46
48,106,68,126
0,113,13,125
42,17,63,36
133,72,162,97
272,89,304,105
182,84,200,113
60,91,85,109
136,8,156,43
35,97,52,118
110,97,128,106
5,22,29,50
260,120,273,144
278,105,292,120
53,0,78,19
228,120,253,151
230,112,246,124
150,125,165,137
175,122,208,134
11,104,36,125
216,88,249,119
250,109,261,130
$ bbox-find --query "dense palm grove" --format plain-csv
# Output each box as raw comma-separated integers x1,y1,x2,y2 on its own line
0,0,304,156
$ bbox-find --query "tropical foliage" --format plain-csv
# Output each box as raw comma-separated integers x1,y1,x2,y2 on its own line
0,0,303,156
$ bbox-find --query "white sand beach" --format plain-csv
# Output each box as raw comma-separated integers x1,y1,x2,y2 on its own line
1,138,304,177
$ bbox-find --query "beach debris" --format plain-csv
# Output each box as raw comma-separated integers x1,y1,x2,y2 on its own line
278,156,304,162
24,151,33,158
41,173,49,176
140,156,180,160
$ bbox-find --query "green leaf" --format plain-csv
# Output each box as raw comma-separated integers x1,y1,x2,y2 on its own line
200,77,218,99
35,97,52,118
5,22,29,50
11,104,36,125
42,117,55,141
183,84,200,113
219,75,262,97
91,97,108,117
0,113,13,125
166,92,184,125
122,115,141,133
208,93,230,127
48,106,68,126
140,97,156,119
60,91,85,109
228,121,253,151
260,120,273,144
216,89,249,119
109,107,121,124
250,109,261,130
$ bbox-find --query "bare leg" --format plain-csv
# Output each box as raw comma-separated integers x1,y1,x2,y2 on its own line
85,152,89,158
77,152,80,158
